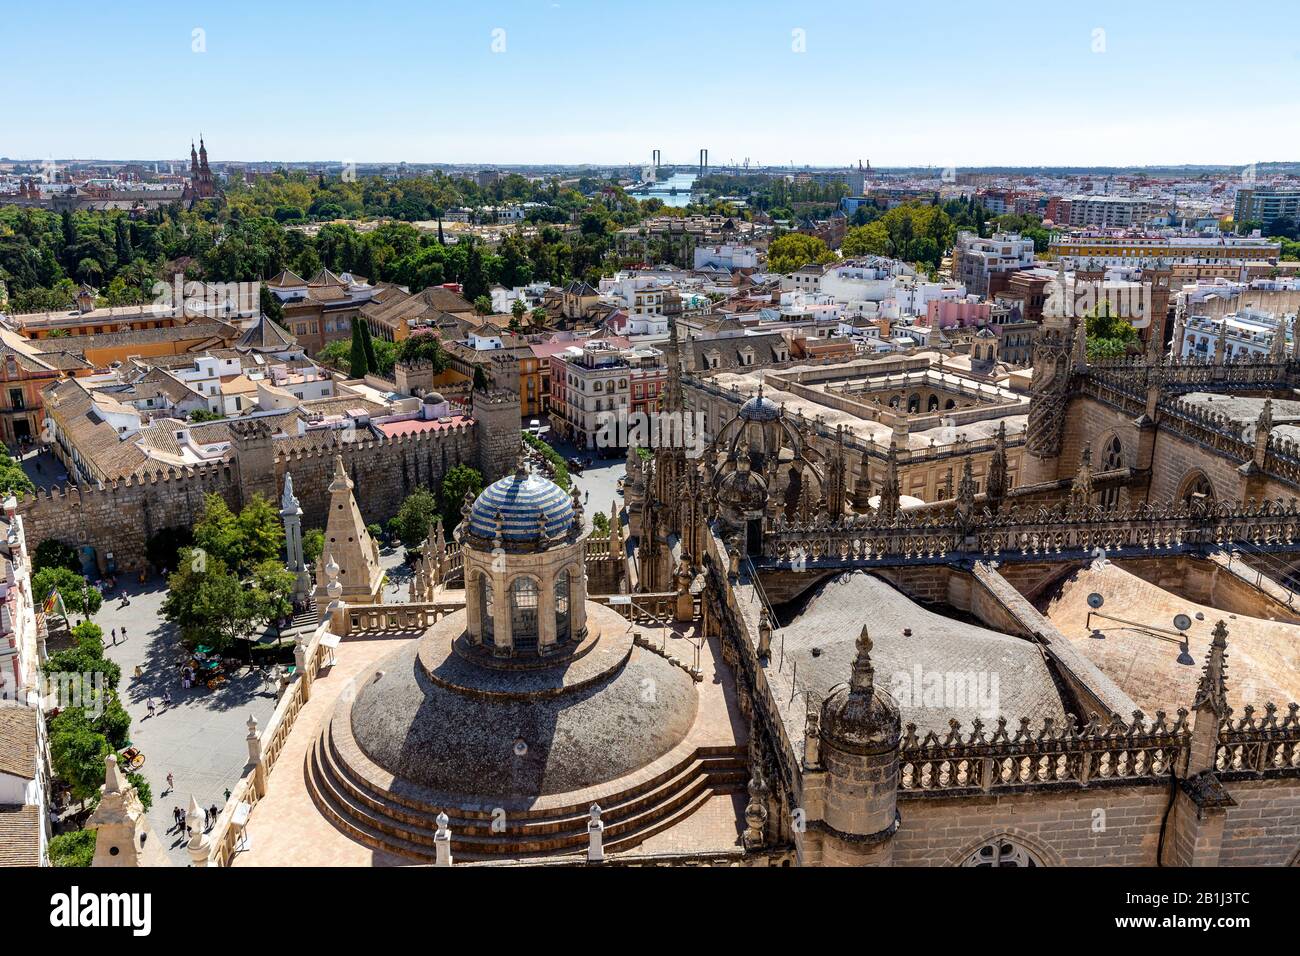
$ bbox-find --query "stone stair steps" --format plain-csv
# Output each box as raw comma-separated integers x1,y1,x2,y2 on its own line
307,720,747,861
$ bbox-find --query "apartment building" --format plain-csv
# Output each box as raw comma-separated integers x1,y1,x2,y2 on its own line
951,232,1036,297
547,340,666,450
1234,185,1300,231
1049,235,1279,269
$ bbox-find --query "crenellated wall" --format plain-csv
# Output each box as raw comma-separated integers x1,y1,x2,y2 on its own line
16,414,503,571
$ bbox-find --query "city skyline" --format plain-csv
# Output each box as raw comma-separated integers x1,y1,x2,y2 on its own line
3,0,1298,167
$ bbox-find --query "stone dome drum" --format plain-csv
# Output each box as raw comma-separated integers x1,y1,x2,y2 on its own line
468,470,574,542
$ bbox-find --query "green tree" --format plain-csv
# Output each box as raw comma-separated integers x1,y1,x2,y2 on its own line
303,528,325,566
473,295,493,316
349,316,370,377
359,315,379,373
48,829,97,867
766,233,833,273
32,566,102,619
259,284,283,324
48,709,110,804
394,330,448,371
1085,302,1139,359
33,539,81,574
161,550,263,654
439,463,484,532
251,559,296,627
192,493,282,576
0,451,34,497
389,487,440,547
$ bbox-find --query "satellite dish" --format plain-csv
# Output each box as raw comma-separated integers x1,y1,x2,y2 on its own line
1087,592,1104,609
1173,613,1192,632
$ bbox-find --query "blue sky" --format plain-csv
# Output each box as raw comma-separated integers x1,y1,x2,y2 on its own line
3,0,1297,167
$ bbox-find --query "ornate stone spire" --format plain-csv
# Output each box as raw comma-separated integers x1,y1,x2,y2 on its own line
849,624,875,697
1193,621,1230,716
986,421,1008,508
1071,443,1094,505
878,439,900,520
851,447,874,514
1253,399,1274,470
956,456,976,516
1270,317,1288,363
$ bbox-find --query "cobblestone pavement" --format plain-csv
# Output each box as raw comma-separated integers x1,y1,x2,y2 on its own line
87,575,280,865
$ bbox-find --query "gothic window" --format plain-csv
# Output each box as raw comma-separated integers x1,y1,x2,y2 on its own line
510,577,539,651
1180,471,1215,509
479,573,495,645
555,569,571,643
962,838,1041,867
1098,435,1123,510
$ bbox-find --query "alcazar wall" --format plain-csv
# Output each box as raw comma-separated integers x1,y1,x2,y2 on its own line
16,391,521,570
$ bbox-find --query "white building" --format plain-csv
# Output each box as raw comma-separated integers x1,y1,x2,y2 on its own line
693,244,759,270
1178,309,1293,361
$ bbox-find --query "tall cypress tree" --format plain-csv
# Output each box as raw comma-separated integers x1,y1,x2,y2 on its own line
349,317,369,377
359,316,378,372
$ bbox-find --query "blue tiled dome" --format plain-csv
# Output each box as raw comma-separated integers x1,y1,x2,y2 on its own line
469,471,574,541
739,393,780,422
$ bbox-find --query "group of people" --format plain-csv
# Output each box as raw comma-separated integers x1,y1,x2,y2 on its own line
144,689,173,718
169,802,221,836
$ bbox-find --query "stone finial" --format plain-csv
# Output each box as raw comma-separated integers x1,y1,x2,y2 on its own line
956,456,976,514
743,773,769,848
246,715,258,738
1194,620,1230,717
324,553,342,600
328,454,352,493
849,624,875,696
103,752,126,795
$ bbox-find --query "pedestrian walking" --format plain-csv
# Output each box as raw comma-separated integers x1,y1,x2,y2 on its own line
162,689,172,708
110,628,117,645
172,806,182,831
120,626,127,642
146,698,156,718
165,772,174,793
202,807,210,830
209,804,219,823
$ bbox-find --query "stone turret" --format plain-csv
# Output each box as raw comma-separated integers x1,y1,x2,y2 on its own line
471,388,522,483
811,626,901,866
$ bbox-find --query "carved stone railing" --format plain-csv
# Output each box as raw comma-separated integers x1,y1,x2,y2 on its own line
339,601,465,634
899,711,1190,796
1215,702,1300,777
900,702,1300,797
758,498,1300,568
208,615,334,867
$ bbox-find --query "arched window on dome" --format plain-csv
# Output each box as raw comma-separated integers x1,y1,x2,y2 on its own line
961,838,1041,867
555,569,571,643
927,394,940,412
478,572,495,646
511,577,540,651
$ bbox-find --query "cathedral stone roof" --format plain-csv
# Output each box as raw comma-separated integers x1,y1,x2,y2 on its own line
468,469,574,542
779,571,1068,738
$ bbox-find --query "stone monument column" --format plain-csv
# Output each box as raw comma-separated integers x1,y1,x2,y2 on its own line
281,472,311,601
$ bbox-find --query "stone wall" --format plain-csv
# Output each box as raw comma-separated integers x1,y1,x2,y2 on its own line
892,785,1171,866
1218,776,1300,865
18,416,498,571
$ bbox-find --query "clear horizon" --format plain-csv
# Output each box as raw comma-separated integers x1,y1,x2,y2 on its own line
2,0,1297,168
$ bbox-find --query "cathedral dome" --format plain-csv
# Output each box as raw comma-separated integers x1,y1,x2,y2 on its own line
468,466,574,542
739,393,780,422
